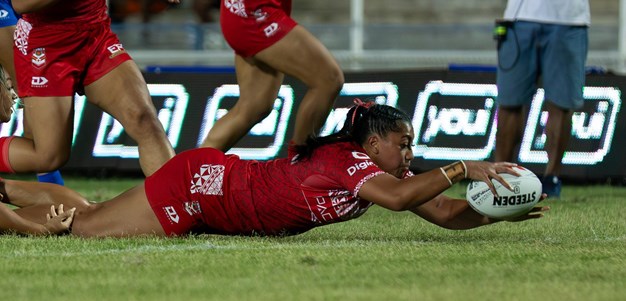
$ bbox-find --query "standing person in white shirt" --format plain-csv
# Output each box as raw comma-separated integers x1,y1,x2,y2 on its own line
494,0,590,198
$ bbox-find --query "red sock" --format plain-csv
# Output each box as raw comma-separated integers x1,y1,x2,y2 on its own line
0,137,15,173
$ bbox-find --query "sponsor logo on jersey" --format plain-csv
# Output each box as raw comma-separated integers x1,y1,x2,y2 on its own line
253,9,267,22
183,201,202,216
347,160,374,176
308,189,365,223
264,23,279,37
31,48,46,68
107,43,126,59
351,151,370,160
163,206,179,224
190,164,225,195
0,10,9,19
31,76,48,87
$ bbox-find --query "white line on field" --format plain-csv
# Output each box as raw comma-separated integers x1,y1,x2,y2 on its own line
2,241,356,258
2,235,624,258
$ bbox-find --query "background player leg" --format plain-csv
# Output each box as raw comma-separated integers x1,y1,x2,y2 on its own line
84,61,175,176
254,25,344,145
542,102,573,197
201,55,283,150
494,106,526,162
202,25,344,150
0,96,73,173
1,21,65,185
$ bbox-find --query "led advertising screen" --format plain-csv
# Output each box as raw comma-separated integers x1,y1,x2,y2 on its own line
2,69,623,181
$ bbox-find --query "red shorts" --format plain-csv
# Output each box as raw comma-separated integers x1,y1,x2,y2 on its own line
13,19,131,97
144,148,230,236
220,0,297,57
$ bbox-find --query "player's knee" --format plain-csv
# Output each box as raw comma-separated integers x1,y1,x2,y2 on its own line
70,207,101,237
329,67,345,91
231,101,274,124
35,152,69,171
312,66,344,95
122,107,162,135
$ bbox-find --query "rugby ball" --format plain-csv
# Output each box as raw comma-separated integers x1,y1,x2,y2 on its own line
465,167,542,219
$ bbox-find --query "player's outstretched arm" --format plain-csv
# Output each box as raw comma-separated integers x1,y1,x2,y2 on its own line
409,194,550,230
0,203,74,235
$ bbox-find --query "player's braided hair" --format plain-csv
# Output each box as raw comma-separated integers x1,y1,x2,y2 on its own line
295,99,411,159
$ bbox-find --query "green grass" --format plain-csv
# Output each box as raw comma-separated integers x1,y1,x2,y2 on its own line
0,178,624,301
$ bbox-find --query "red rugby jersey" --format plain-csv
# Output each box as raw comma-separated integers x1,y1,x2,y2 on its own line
205,141,387,236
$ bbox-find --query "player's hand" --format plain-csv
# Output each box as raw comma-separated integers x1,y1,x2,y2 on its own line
463,161,520,195
43,204,76,234
503,193,550,222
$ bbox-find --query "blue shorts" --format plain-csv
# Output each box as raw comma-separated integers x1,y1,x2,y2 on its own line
496,21,588,110
0,0,18,27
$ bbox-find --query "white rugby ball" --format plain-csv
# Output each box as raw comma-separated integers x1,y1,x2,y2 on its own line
465,167,542,219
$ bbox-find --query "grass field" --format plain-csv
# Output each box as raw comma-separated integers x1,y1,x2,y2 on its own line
0,178,624,301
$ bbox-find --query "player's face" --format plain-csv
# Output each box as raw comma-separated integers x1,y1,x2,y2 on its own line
368,121,415,178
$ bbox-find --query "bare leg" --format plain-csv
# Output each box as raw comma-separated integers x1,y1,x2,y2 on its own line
254,26,343,145
84,60,175,176
0,178,162,237
544,102,573,176
201,55,283,150
202,25,344,150
71,184,165,237
6,96,73,172
495,106,526,162
0,25,16,84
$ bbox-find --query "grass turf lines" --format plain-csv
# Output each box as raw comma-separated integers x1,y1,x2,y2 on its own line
0,178,624,301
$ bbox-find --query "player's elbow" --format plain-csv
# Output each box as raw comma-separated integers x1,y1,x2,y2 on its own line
377,192,415,212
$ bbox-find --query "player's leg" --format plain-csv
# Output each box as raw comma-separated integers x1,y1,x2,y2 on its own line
495,21,539,163
84,60,175,176
0,96,74,173
543,103,573,177
494,106,526,162
540,23,587,197
1,21,65,184
18,104,66,185
71,184,166,237
253,25,344,145
201,54,283,150
0,23,16,83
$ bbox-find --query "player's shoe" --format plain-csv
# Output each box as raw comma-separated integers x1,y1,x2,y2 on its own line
542,175,562,198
